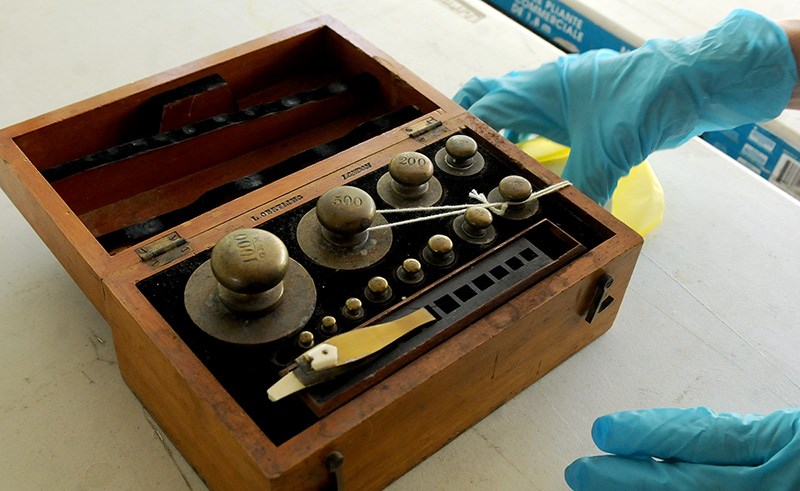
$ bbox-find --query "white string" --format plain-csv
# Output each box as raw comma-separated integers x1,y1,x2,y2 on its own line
368,180,571,231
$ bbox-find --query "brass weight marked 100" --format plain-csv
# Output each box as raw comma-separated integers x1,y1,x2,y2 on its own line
297,186,392,270
184,229,316,345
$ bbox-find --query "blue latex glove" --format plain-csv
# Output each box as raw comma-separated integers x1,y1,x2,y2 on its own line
565,407,800,490
454,10,798,204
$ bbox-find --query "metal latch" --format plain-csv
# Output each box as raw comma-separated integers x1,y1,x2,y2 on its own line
135,232,191,268
585,273,614,323
326,451,345,490
404,117,442,139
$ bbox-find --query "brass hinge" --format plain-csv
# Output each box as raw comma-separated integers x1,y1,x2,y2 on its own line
135,232,191,268
404,117,443,139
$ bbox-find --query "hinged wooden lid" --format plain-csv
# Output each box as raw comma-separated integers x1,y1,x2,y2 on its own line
0,16,465,308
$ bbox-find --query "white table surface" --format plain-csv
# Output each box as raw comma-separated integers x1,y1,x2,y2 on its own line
1,1,799,490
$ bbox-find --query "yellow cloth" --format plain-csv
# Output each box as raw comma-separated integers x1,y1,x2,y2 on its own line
517,137,663,236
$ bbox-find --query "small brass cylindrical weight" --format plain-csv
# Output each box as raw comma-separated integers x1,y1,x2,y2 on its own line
342,297,365,321
499,175,533,203
434,134,485,176
298,330,315,349
487,175,540,220
365,276,392,303
211,229,288,314
453,206,496,245
444,135,478,169
320,316,338,335
397,258,424,285
422,234,455,268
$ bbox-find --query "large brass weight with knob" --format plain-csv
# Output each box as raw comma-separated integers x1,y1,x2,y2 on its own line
184,228,316,344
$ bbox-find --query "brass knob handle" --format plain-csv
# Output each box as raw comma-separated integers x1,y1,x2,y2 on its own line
316,186,376,247
365,276,392,303
342,297,365,321
498,175,532,203
423,234,455,267
487,174,539,220
444,135,478,168
397,258,424,285
298,330,315,349
320,315,338,335
389,151,434,198
210,229,288,313
464,207,492,235
453,206,497,245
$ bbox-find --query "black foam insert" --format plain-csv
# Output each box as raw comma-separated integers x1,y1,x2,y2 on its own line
136,131,611,444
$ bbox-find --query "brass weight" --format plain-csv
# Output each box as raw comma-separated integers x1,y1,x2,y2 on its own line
434,134,485,176
184,228,316,344
453,206,496,245
297,186,392,270
487,175,539,220
376,151,442,208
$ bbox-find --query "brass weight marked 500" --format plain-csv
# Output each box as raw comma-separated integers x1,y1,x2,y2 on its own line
297,186,392,270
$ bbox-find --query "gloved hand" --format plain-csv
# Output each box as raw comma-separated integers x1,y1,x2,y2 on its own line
565,407,800,490
454,9,798,204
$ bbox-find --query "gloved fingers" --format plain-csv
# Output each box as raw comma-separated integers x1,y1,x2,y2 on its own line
454,67,573,145
564,454,763,491
591,407,800,466
452,76,500,109
561,140,628,205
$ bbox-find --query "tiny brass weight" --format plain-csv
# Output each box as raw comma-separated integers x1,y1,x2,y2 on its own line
422,234,456,268
342,297,365,321
320,316,338,335
365,276,392,303
298,330,315,349
453,206,496,245
396,258,424,285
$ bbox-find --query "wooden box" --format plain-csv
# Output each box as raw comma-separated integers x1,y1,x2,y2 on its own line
0,17,642,490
